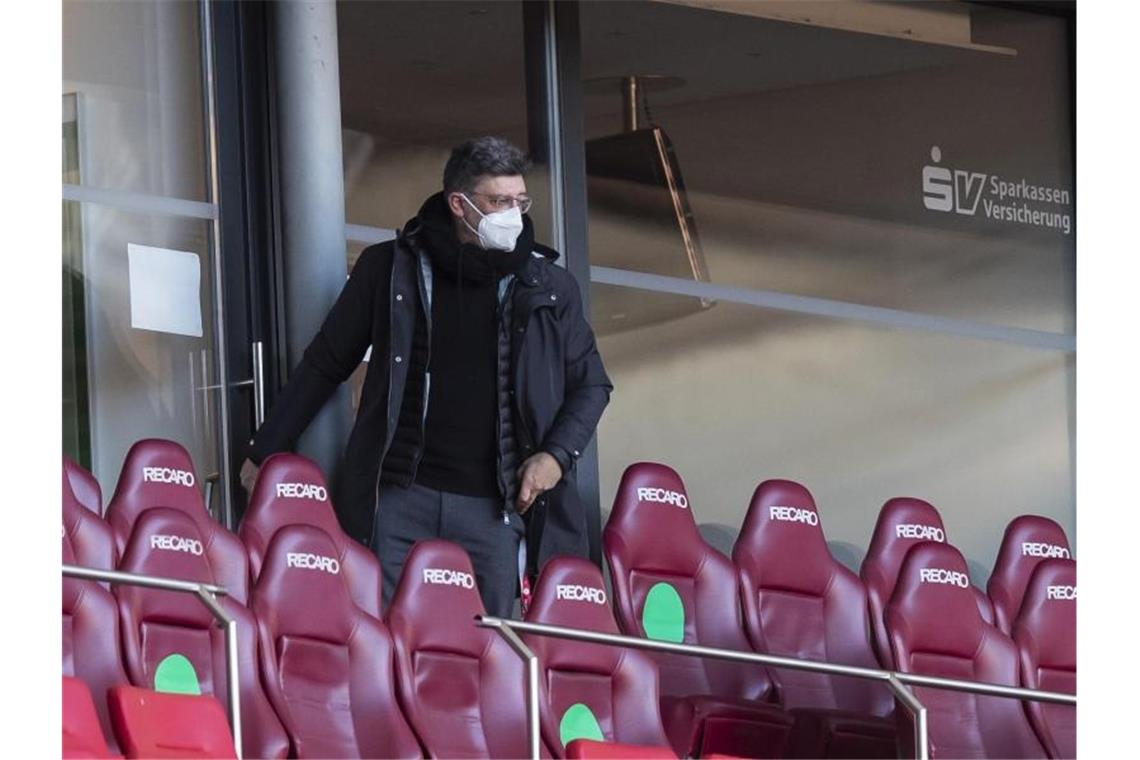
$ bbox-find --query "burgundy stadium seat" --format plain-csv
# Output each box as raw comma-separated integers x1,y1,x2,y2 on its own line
114,507,288,759
523,556,674,757
64,462,116,572
860,497,994,667
63,675,119,759
239,452,383,616
65,455,104,515
988,515,1073,635
885,541,1046,759
251,524,422,758
733,480,896,758
604,463,793,759
108,685,237,759
565,738,675,759
105,438,249,604
1012,558,1076,759
387,539,546,758
63,527,129,752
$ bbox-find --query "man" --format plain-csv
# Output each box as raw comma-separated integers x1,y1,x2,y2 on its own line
241,136,612,617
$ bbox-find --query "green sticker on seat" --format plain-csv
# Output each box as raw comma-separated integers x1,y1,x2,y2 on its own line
642,582,685,643
560,702,604,747
154,653,201,695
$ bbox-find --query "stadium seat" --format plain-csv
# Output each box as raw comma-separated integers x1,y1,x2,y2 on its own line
114,507,288,759
63,676,119,759
1012,558,1076,759
884,541,1046,758
108,685,237,759
387,539,546,758
565,738,676,759
240,452,383,616
105,438,249,604
64,463,116,572
988,515,1073,635
604,463,794,759
65,455,104,515
523,556,674,757
860,497,994,667
733,480,896,758
251,523,422,758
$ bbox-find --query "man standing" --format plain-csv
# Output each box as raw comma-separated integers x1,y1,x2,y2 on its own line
241,136,612,617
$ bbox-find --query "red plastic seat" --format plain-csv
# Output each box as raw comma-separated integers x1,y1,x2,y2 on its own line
239,452,383,616
108,685,237,759
251,523,422,758
565,738,676,759
885,542,1046,758
860,497,994,667
988,515,1072,635
1012,558,1076,759
733,479,896,758
114,507,288,759
63,676,119,759
603,463,793,759
387,539,545,758
105,438,249,604
65,455,104,515
64,462,116,572
523,556,674,757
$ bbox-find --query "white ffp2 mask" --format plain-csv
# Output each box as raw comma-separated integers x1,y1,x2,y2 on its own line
461,194,525,251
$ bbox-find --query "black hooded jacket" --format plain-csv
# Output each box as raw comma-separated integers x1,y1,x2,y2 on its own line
248,193,613,574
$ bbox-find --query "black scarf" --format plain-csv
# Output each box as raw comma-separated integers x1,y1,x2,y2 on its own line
414,192,533,285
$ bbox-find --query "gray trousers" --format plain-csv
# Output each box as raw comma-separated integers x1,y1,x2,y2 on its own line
371,481,525,618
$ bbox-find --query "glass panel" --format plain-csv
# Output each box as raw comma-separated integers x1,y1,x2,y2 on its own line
64,95,92,467
63,0,208,201
580,2,1074,333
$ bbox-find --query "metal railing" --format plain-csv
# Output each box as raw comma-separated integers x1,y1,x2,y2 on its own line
477,615,1076,760
62,565,243,760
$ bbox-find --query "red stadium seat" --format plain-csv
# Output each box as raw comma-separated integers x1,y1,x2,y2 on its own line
251,524,422,758
64,462,116,572
523,556,674,757
988,515,1072,635
63,676,119,759
885,542,1046,758
733,480,896,758
860,497,994,667
65,455,104,515
114,508,288,759
387,539,546,758
604,463,793,759
565,738,676,759
108,685,237,759
105,438,249,604
1012,558,1076,759
239,452,383,616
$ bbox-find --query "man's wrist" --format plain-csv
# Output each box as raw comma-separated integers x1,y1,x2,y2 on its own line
540,445,572,477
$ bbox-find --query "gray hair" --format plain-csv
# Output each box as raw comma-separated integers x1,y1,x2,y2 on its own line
443,136,530,194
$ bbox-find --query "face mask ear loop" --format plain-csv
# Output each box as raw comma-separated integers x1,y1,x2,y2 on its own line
459,193,486,248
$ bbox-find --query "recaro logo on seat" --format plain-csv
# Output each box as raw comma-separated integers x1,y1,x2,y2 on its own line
1021,542,1070,559
1047,585,1076,600
275,482,328,501
422,568,476,588
142,467,195,487
895,524,945,542
769,505,819,526
556,584,607,605
919,567,969,588
636,487,688,509
286,552,340,574
150,534,204,556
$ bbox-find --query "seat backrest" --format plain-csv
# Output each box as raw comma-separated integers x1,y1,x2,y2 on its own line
387,539,534,758
239,452,382,616
105,438,249,603
603,462,773,702
108,685,237,759
525,557,671,754
251,524,421,758
885,542,1046,759
114,508,288,759
733,479,892,717
62,676,115,759
65,455,103,515
860,497,993,666
988,515,1072,635
1012,558,1075,759
64,464,116,572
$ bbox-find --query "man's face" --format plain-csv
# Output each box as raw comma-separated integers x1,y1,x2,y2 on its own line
448,174,528,230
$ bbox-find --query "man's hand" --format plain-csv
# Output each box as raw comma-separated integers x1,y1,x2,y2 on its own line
240,458,260,495
515,452,563,515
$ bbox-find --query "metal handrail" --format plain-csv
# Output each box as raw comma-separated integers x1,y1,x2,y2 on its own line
477,615,1076,760
62,564,243,760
